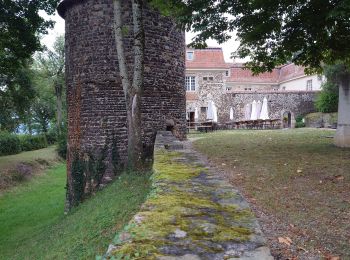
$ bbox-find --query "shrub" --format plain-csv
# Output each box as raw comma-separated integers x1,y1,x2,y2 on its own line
0,132,21,156
295,115,306,128
20,135,48,151
315,90,339,113
57,132,67,160
45,131,58,145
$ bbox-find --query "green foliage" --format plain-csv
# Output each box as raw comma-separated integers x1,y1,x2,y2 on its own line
57,132,67,160
0,0,59,77
295,115,306,128
164,0,350,73
315,64,343,113
19,135,48,151
0,132,21,156
315,90,339,113
93,146,108,186
0,67,36,132
70,153,86,207
45,130,58,145
34,35,66,133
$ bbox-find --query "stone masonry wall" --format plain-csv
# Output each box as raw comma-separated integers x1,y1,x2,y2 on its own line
221,91,317,122
59,0,186,182
187,77,317,123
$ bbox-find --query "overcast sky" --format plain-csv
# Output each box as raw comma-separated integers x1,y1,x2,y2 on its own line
41,12,243,62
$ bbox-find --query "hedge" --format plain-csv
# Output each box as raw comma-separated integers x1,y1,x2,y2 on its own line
20,135,48,151
0,132,22,156
0,132,50,156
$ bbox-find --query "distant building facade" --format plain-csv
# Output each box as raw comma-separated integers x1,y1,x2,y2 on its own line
185,48,322,125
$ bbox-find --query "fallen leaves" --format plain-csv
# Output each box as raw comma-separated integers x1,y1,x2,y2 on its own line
278,236,293,246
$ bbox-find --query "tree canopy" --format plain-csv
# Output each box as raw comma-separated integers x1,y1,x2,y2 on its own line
161,0,350,74
0,0,59,78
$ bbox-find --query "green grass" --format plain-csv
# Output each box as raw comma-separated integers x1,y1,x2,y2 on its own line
0,146,58,170
193,129,350,258
0,164,152,260
0,146,60,191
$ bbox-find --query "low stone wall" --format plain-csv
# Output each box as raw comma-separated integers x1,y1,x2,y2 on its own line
223,91,318,122
304,112,338,128
187,91,318,124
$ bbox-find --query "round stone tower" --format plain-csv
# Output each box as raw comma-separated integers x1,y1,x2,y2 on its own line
58,0,186,205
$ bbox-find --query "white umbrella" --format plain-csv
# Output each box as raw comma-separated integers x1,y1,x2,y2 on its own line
206,101,214,120
256,100,262,119
229,107,234,121
213,104,218,123
194,107,199,121
244,103,251,120
250,100,257,120
259,97,270,120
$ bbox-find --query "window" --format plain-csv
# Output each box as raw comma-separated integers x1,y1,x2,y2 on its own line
226,86,232,91
225,70,230,77
200,107,207,113
203,77,208,81
209,76,214,81
306,80,313,91
186,51,194,60
244,87,252,91
185,76,196,91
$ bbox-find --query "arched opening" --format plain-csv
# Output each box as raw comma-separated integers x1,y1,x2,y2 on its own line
283,111,292,128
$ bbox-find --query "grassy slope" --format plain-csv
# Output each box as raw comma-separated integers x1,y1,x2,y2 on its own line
0,146,58,170
0,164,152,260
193,129,350,258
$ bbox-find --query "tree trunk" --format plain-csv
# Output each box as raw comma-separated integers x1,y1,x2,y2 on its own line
334,70,350,147
113,0,145,171
55,82,63,135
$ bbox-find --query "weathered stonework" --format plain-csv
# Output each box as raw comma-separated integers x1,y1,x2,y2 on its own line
58,0,186,192
187,85,317,124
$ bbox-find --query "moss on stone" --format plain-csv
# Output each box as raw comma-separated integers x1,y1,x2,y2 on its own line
110,149,254,259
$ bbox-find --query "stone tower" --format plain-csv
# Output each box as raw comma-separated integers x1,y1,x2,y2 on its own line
57,0,186,205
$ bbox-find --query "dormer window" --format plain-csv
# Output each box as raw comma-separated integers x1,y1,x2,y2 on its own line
186,51,194,60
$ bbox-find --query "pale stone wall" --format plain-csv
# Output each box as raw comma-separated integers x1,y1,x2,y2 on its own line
187,90,317,123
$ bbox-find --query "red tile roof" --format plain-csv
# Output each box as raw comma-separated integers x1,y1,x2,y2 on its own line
186,48,228,69
228,65,279,84
278,63,306,82
186,48,307,83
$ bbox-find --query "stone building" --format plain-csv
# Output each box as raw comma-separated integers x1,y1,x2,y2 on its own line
58,0,186,203
185,48,322,126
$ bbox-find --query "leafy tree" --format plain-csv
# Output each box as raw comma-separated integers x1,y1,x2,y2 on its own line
34,35,65,134
0,66,36,132
157,0,350,146
0,0,60,133
316,65,340,113
0,0,59,78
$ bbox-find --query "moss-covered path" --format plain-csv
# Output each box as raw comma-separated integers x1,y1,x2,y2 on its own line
105,132,272,259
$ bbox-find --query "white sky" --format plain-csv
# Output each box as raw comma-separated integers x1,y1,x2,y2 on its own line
41,13,243,62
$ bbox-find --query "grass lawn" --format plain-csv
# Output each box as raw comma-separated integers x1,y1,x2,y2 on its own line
0,164,152,259
192,129,350,259
0,146,60,191
0,146,58,170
